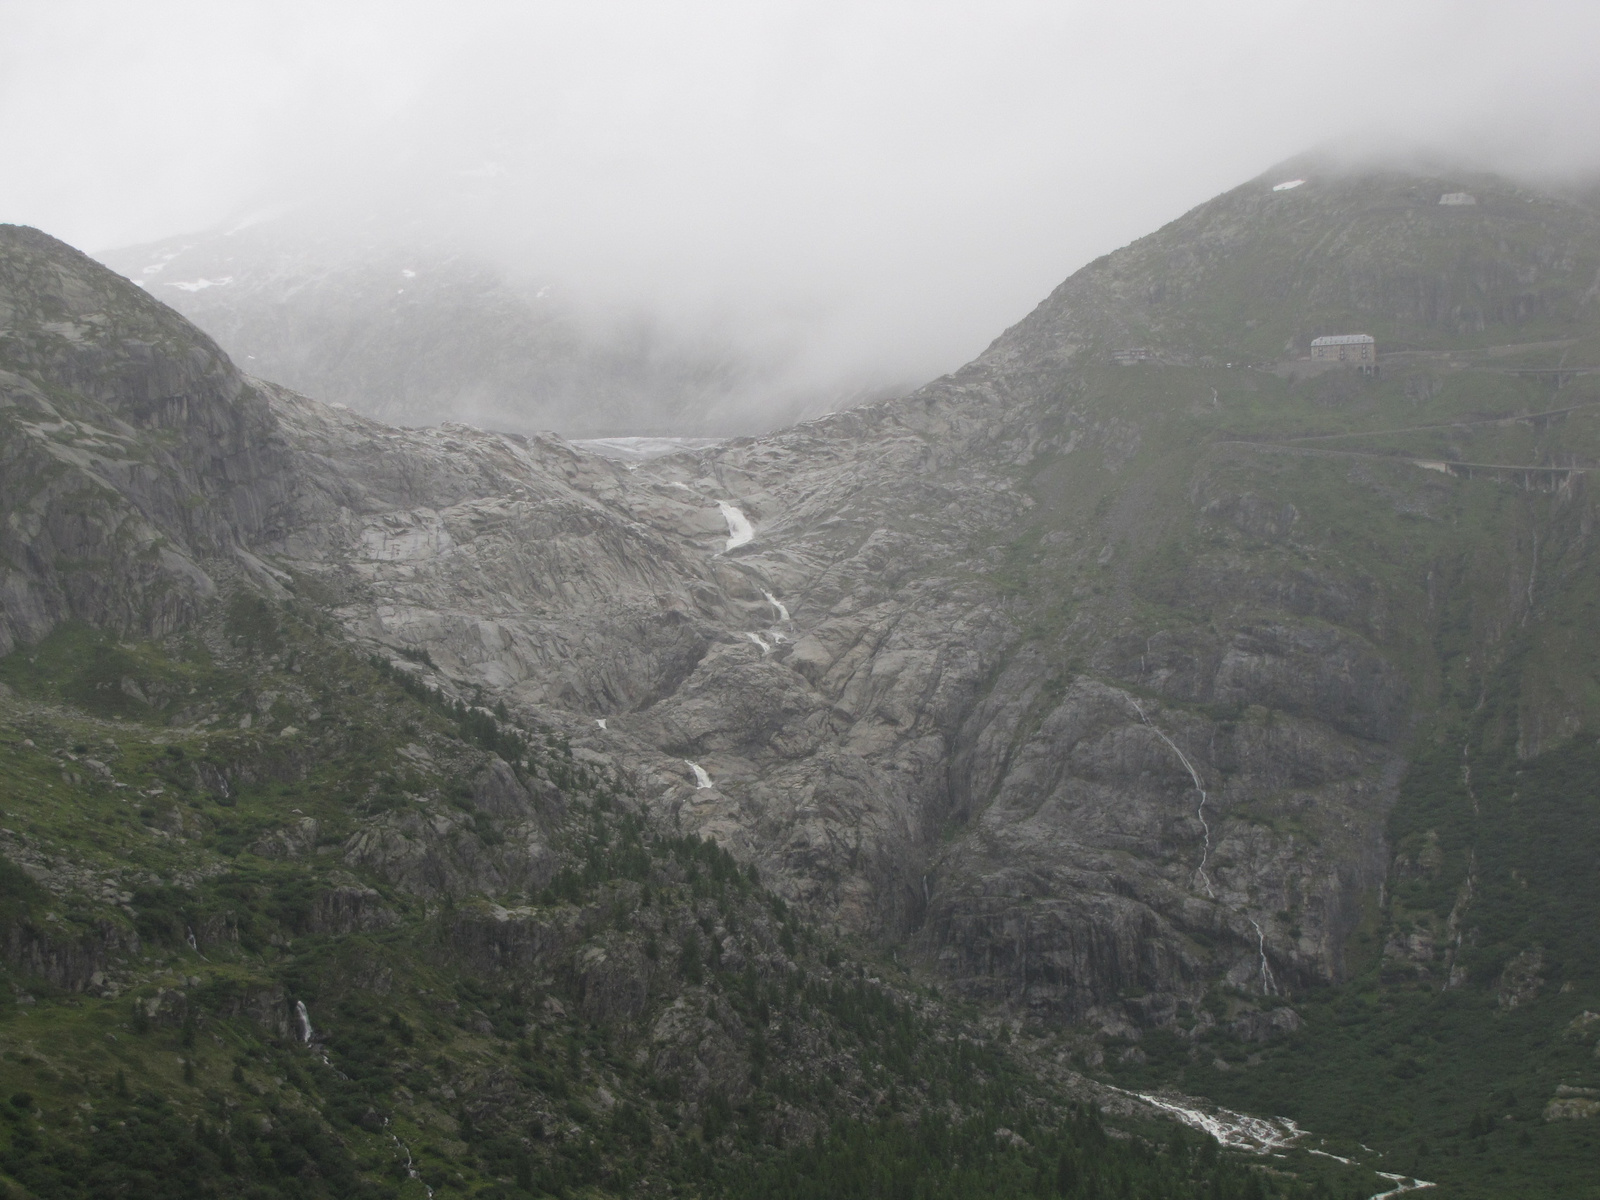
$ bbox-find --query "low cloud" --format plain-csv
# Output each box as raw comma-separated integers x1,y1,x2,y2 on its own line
6,0,1599,403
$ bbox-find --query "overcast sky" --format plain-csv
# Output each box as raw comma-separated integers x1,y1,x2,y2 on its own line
4,0,1598,387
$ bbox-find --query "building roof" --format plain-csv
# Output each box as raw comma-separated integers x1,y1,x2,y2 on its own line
1310,334,1375,346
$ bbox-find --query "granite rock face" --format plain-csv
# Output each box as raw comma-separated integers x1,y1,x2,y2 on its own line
0,225,297,655
7,161,1597,1032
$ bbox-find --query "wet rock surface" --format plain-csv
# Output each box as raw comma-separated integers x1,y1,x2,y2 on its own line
7,171,1592,1038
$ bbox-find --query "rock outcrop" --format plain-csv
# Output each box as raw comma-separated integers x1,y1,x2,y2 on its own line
7,157,1600,1033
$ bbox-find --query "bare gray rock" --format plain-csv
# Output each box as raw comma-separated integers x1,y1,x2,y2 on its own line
9,164,1595,1036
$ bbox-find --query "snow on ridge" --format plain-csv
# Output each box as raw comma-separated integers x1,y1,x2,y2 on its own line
1271,179,1306,192
169,276,234,292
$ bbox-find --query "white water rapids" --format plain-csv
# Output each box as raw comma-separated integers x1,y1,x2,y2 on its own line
1114,1088,1432,1197
685,760,713,789
1110,1086,1303,1153
718,502,754,550
1107,1088,1433,1200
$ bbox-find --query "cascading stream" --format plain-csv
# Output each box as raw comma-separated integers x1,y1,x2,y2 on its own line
717,502,754,551
684,760,713,789
1110,1085,1433,1198
1104,1084,1303,1153
1127,697,1282,996
384,1117,433,1198
1249,918,1279,996
1127,699,1213,897
1370,1174,1437,1199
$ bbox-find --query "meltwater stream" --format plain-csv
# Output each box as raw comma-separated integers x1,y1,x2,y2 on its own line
1111,1087,1433,1198
1126,697,1289,997
717,502,754,551
384,1117,434,1198
1127,699,1213,896
1109,1086,1303,1153
1370,1174,1436,1199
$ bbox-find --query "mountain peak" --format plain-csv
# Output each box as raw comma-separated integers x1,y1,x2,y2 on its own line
982,161,1600,376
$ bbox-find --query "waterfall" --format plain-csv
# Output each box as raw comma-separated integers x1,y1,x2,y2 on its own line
717,502,754,550
684,760,713,789
385,1117,433,1198
1249,918,1279,996
1127,699,1214,897
294,1000,313,1043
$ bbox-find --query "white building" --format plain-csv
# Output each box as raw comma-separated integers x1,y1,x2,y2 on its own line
1309,334,1376,365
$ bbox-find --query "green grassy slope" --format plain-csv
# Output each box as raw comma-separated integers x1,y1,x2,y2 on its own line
1099,733,1600,1199
0,606,1371,1199
993,315,1600,1197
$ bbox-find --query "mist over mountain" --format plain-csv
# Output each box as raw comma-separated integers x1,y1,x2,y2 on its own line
6,151,1600,1197
98,215,904,438
16,1,1600,451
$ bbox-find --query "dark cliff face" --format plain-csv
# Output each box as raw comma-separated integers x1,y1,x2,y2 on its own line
7,158,1600,1042
0,225,297,655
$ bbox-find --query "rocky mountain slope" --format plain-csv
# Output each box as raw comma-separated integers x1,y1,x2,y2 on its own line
5,155,1600,1196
